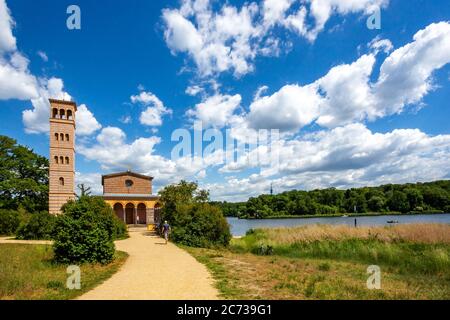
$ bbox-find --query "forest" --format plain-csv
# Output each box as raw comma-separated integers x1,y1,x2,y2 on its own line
212,180,450,219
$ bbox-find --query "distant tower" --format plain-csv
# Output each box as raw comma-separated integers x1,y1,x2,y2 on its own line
49,99,77,214
270,183,273,195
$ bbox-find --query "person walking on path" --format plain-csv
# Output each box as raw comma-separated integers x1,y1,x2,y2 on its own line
162,221,171,244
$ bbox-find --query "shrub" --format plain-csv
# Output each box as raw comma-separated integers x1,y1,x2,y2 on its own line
167,203,231,248
0,209,20,235
113,217,128,240
255,244,274,256
53,196,126,264
16,211,56,240
158,180,231,247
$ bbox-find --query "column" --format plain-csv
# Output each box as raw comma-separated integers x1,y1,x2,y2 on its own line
134,207,137,225
146,208,154,224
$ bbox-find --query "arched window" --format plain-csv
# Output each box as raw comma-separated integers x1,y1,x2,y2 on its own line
52,108,58,118
67,110,73,120
60,109,66,119
60,156,64,164
60,133,64,141
55,133,59,141
65,134,69,141
59,177,65,186
54,156,59,164
65,157,69,165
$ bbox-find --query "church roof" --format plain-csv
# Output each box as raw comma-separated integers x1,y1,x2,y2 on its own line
101,171,154,185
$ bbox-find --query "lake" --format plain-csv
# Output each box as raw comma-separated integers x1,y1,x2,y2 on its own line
227,213,450,237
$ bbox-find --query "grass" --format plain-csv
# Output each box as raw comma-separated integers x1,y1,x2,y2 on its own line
0,244,128,300
186,224,450,300
233,224,450,274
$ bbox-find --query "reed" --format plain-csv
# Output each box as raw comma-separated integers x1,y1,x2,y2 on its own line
257,224,450,245
231,224,450,275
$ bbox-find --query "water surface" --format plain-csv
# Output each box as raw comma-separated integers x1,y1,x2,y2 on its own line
227,214,450,237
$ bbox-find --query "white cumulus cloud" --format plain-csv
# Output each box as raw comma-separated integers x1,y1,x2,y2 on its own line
131,91,172,127
186,93,242,128
76,104,102,136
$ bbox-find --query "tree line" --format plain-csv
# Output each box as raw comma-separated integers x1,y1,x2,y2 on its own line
212,181,450,219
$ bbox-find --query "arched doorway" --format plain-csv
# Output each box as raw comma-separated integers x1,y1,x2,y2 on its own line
113,203,124,222
137,203,146,225
125,203,135,225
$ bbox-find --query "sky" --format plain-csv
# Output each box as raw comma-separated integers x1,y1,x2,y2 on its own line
0,0,449,201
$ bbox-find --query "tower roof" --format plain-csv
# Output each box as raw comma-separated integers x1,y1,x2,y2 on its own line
49,98,77,111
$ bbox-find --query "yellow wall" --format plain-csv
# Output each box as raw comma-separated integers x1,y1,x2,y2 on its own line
104,199,158,208
105,199,159,230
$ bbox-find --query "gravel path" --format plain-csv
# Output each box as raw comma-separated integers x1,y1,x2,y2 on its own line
77,228,219,300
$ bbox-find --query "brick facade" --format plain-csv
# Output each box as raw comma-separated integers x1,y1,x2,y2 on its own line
49,99,77,214
102,172,153,194
102,172,159,226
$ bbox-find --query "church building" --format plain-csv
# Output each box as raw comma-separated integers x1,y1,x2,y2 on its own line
102,171,161,227
48,98,161,228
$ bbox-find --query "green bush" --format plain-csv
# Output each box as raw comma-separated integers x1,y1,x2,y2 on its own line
0,209,20,235
16,211,56,240
158,180,231,248
168,203,231,248
113,217,128,240
53,196,126,264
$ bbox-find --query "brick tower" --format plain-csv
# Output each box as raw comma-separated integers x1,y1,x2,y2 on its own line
49,99,77,214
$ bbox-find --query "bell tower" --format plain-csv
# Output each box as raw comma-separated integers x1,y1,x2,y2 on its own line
49,99,77,214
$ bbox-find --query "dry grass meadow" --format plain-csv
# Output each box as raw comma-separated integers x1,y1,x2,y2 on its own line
260,224,450,245
187,223,450,300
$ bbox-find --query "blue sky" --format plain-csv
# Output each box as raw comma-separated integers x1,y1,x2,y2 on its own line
0,0,449,201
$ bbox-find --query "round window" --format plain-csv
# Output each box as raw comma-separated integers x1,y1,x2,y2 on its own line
125,179,133,187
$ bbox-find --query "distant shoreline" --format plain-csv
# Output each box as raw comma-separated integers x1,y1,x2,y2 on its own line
227,211,448,220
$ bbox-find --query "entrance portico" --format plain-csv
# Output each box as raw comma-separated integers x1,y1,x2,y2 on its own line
102,171,160,227
105,195,159,225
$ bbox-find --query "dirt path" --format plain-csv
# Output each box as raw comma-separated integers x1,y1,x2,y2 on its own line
0,237,52,245
77,228,219,300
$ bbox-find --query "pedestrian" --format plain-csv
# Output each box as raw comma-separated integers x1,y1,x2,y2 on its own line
162,220,171,244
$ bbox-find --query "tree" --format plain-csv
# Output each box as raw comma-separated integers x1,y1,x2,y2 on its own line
0,135,48,212
158,181,231,247
77,184,92,197
159,181,203,206
422,187,449,210
388,191,409,213
368,196,386,212
404,188,423,210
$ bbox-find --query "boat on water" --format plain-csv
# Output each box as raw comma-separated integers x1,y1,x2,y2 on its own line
387,220,399,224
